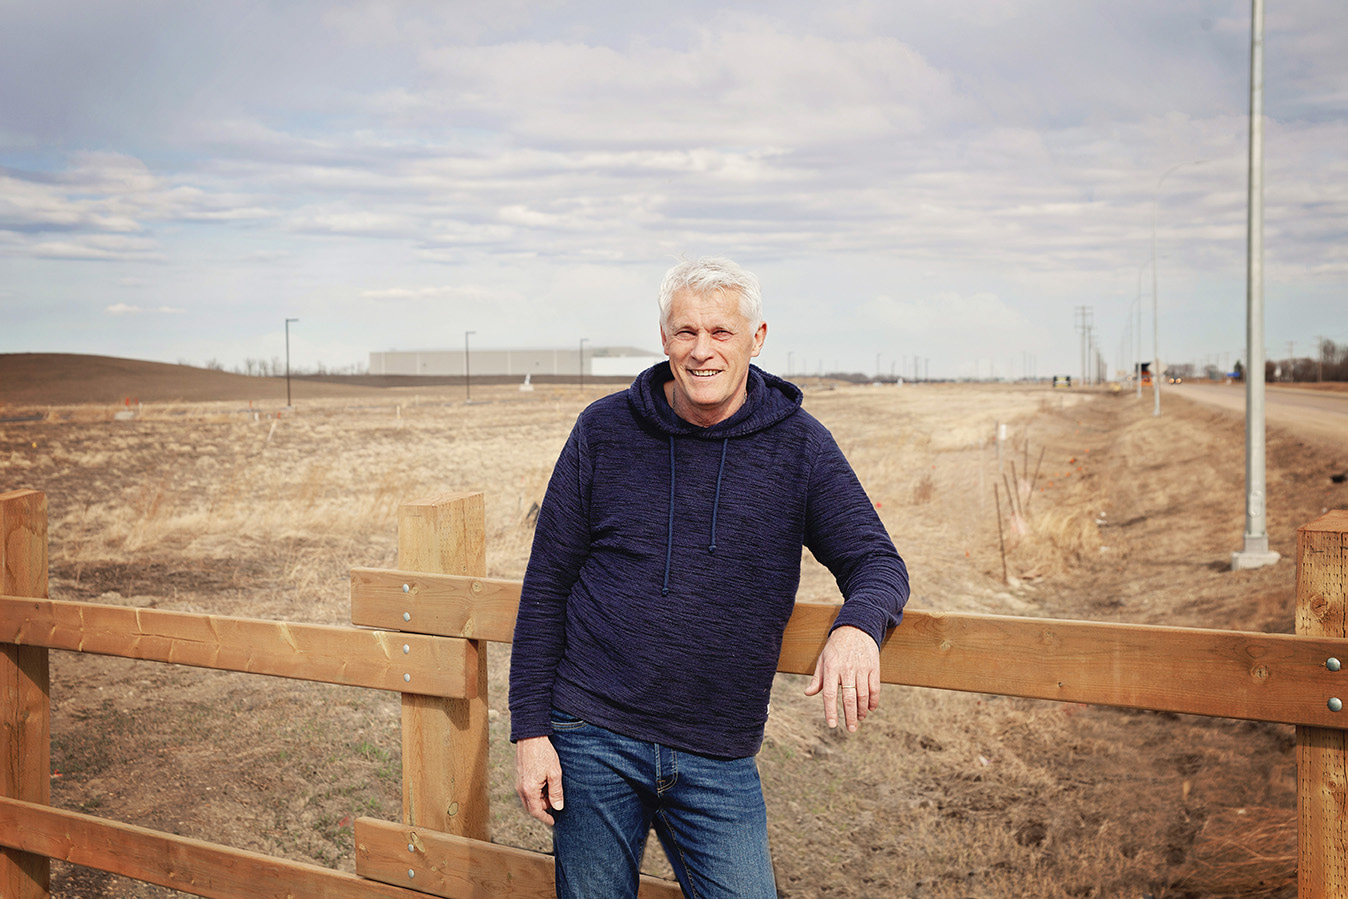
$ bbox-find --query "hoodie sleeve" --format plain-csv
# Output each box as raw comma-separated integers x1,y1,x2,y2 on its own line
508,418,593,742
802,430,909,647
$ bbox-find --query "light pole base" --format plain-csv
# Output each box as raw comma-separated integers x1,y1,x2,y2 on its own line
1231,534,1280,571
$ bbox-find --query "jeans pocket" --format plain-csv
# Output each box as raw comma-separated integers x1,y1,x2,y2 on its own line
550,708,589,731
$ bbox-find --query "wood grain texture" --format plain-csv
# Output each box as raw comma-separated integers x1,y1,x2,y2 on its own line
397,493,491,841
1297,510,1348,898
0,489,50,899
0,596,476,698
351,567,522,642
0,797,431,899
355,817,684,899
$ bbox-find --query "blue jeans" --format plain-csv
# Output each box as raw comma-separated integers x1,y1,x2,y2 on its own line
549,709,777,899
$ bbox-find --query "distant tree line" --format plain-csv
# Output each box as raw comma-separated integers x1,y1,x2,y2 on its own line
179,357,369,377
1212,337,1348,383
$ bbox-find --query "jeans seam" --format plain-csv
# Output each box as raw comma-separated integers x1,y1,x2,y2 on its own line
655,746,678,794
655,807,702,899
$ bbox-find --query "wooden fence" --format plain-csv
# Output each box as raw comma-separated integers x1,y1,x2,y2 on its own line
1,487,1346,898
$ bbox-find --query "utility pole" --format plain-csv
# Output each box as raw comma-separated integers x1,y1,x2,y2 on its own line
464,330,475,401
284,317,298,407
1232,0,1278,571
1074,306,1093,387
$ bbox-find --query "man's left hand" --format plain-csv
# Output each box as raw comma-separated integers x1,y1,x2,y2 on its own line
804,625,881,732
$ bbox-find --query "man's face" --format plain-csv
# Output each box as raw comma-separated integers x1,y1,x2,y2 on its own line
660,288,767,427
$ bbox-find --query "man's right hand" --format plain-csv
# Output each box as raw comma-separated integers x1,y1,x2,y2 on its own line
515,735,564,825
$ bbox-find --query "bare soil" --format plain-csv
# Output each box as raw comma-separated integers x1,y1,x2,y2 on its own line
3,354,1347,898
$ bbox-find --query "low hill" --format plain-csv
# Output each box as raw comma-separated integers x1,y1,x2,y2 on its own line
0,353,634,407
0,353,395,406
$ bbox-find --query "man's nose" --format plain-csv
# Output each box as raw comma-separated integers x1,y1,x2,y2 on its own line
691,331,714,359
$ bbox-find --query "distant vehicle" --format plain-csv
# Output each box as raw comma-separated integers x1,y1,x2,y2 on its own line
1053,375,1072,388
1140,362,1153,386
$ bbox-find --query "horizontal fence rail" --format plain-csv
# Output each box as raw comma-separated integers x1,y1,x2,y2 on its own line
354,817,682,899
352,566,1348,730
0,596,478,698
0,797,429,899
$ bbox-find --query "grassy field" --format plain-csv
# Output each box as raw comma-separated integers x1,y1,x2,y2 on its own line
4,356,1346,897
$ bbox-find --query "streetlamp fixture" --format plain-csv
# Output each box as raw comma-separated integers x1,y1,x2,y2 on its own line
1151,158,1206,416
464,331,475,402
284,318,298,407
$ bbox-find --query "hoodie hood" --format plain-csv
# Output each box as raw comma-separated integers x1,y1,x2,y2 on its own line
627,362,802,438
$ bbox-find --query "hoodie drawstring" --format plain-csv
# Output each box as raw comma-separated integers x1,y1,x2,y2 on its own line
662,436,676,596
662,437,730,596
709,438,728,553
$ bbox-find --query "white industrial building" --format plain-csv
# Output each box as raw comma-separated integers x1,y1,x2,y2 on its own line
369,346,663,378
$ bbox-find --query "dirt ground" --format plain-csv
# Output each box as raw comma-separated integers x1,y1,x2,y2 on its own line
3,355,1347,898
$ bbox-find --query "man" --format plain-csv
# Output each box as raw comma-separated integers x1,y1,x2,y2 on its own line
510,256,908,898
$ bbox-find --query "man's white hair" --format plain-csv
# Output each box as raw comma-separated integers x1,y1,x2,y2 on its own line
658,256,763,329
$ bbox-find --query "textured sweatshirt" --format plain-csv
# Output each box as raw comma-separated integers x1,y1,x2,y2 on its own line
508,362,909,758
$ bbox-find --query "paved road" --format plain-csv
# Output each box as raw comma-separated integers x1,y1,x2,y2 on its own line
1171,382,1348,447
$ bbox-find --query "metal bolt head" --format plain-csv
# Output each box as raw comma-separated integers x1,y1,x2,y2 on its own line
1329,657,1342,672
403,612,411,622
1330,697,1343,713
408,843,415,853
408,869,416,879
403,583,410,593
403,644,411,654
404,673,411,683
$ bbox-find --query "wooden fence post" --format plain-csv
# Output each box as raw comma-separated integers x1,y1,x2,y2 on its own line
1297,509,1348,897
397,492,490,840
0,489,51,899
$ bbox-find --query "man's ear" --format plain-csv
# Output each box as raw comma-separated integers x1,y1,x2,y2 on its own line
751,321,767,357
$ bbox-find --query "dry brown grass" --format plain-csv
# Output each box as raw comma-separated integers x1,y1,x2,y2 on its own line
4,373,1338,898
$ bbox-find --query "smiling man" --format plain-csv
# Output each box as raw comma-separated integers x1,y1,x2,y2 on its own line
509,256,909,898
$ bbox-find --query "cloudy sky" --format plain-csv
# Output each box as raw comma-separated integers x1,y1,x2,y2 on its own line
2,1,1344,380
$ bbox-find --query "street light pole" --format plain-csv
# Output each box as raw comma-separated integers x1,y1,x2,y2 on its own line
1135,260,1150,398
579,338,588,391
1233,0,1278,571
285,318,298,407
464,330,475,402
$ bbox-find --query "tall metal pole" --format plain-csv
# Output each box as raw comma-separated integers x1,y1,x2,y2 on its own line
464,330,475,402
1233,0,1278,570
1135,260,1149,398
285,317,298,406
579,337,588,391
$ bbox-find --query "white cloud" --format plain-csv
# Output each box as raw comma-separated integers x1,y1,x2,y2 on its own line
105,303,184,315
360,285,501,302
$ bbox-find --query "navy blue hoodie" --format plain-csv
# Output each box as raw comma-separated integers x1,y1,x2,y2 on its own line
508,362,908,758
